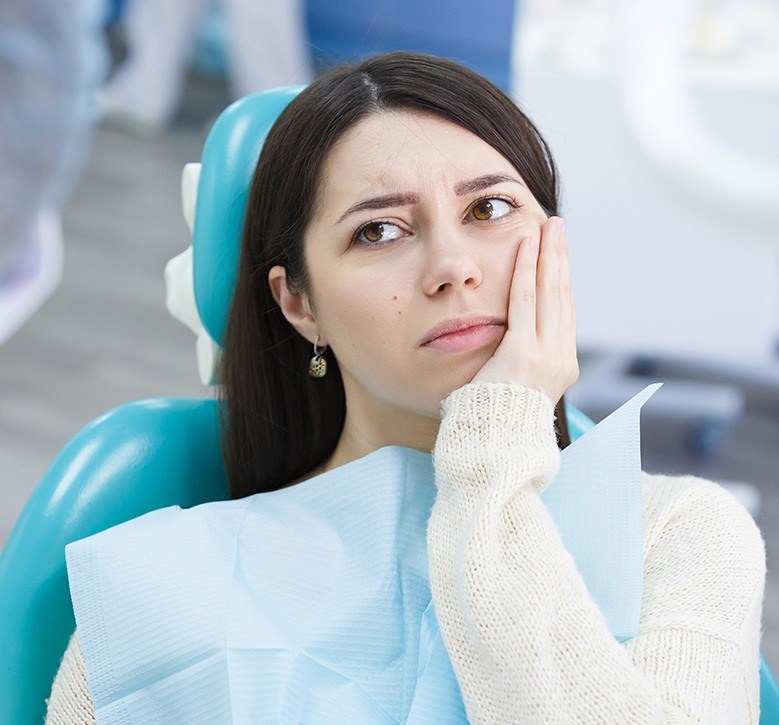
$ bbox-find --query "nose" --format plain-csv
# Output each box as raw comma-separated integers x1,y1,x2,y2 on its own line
421,223,483,296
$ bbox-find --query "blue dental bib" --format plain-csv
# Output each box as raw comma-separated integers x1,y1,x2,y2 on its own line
66,383,660,723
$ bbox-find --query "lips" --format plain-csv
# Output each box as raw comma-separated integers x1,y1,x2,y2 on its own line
420,315,506,346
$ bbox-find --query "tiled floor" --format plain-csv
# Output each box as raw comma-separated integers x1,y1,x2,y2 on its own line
2,74,778,679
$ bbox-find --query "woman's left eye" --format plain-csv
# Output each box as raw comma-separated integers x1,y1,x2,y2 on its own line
469,196,517,222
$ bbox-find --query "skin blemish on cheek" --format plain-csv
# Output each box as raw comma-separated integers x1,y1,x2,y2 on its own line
393,295,398,300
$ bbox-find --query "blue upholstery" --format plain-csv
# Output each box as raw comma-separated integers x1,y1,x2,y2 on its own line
0,400,229,724
763,657,779,724
1,86,776,725
193,86,304,346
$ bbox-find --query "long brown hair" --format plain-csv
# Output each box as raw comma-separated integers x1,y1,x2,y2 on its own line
220,50,571,499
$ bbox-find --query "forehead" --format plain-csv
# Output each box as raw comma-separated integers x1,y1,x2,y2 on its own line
314,109,516,214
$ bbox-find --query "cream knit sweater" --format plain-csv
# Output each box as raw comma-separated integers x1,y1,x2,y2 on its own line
46,382,767,724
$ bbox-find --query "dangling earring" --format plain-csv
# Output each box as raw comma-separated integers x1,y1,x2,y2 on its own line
308,334,328,378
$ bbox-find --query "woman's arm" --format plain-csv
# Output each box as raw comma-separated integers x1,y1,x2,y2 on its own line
45,629,96,724
427,380,766,724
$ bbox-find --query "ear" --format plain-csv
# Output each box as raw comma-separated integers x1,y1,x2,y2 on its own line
267,265,323,346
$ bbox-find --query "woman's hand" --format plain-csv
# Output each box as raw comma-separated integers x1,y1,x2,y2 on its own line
472,216,579,404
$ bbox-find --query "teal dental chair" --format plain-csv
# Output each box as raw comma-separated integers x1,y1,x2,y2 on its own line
1,87,777,725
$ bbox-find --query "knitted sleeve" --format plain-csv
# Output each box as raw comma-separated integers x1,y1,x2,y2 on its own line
426,380,766,724
45,629,96,724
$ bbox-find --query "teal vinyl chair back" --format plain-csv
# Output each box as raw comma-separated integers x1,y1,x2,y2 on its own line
0,400,229,724
1,87,777,725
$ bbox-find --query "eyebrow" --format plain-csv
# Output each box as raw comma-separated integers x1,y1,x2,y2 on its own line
334,173,525,226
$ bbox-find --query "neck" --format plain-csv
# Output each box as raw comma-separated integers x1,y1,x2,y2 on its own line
290,375,440,486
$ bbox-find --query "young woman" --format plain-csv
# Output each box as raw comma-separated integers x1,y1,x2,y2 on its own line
46,51,766,723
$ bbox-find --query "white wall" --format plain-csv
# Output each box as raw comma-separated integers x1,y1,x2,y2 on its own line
511,0,779,366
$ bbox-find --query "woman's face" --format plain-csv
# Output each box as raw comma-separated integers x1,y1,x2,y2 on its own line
272,108,550,423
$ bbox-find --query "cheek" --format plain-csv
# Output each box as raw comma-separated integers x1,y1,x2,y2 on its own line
475,211,544,245
325,279,403,359
324,282,418,400
514,210,546,235
495,211,546,259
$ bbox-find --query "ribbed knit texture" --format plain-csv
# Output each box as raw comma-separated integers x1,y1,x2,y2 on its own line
46,380,767,723
45,630,95,724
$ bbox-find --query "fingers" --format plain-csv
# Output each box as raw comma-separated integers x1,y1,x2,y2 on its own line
557,221,578,375
508,235,538,342
557,219,573,325
536,217,563,340
559,223,571,299
507,215,576,358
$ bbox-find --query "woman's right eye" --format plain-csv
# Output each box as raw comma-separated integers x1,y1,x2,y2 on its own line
352,221,405,247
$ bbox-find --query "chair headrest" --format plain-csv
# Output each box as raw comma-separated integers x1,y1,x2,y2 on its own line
192,86,305,346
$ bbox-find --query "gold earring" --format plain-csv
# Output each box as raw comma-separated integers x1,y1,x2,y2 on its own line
308,334,327,378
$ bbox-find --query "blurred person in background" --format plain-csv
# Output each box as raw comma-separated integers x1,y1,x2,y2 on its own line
0,0,108,344
99,0,312,136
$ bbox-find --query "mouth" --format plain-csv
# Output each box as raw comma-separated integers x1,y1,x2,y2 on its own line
420,315,506,347
422,322,505,352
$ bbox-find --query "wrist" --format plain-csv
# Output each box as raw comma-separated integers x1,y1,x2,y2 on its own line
433,380,561,498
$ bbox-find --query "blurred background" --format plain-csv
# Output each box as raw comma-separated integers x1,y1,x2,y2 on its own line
1,0,778,666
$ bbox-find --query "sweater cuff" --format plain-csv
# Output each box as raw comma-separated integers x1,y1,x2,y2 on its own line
433,381,561,498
